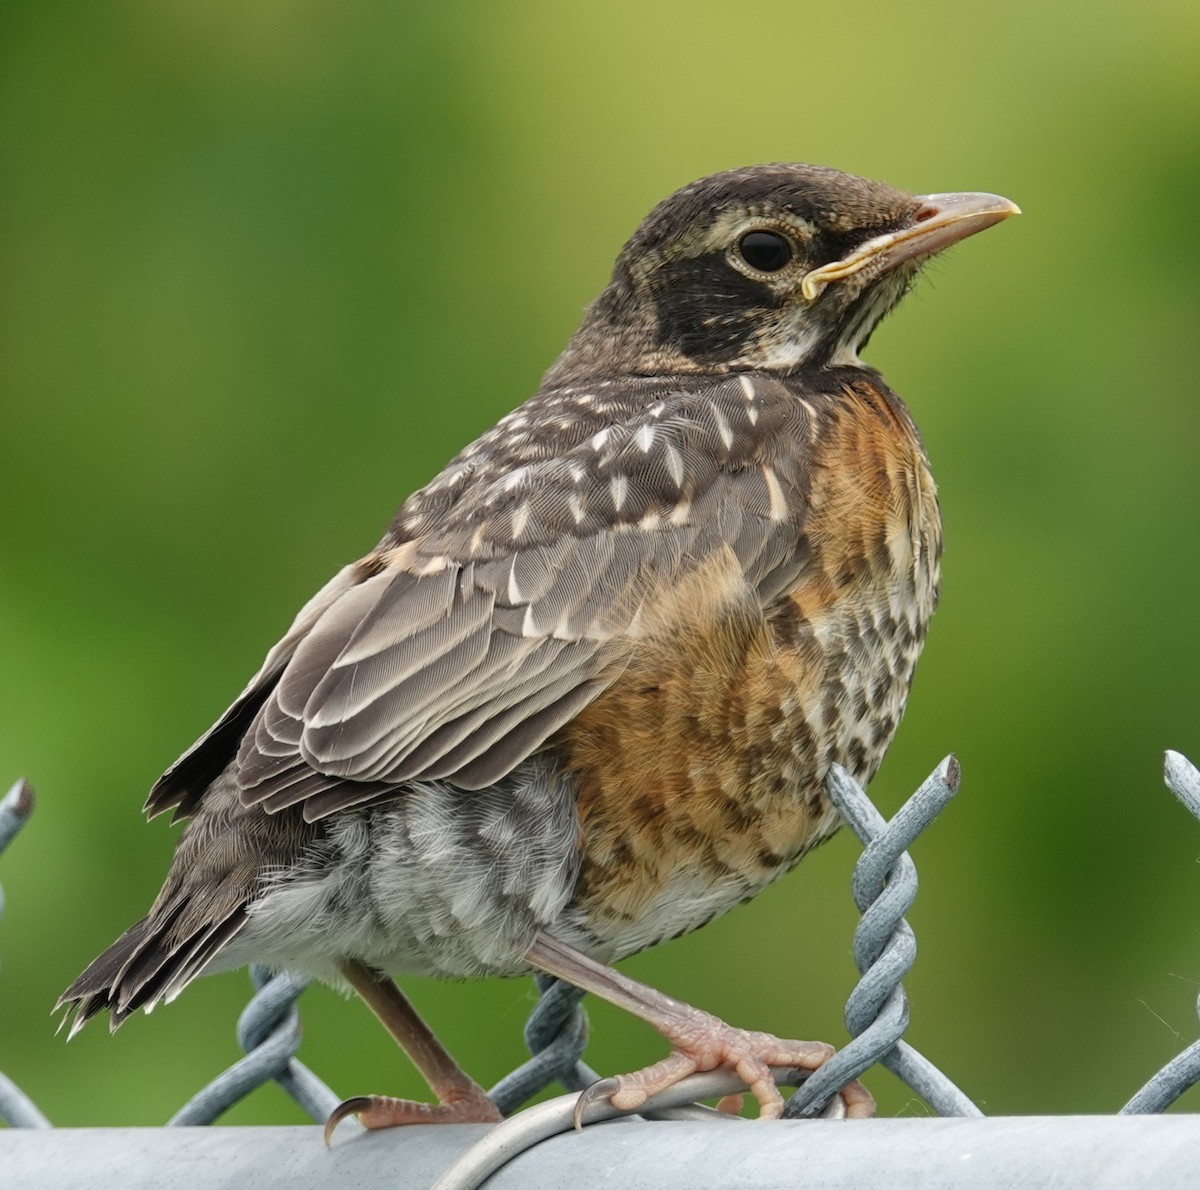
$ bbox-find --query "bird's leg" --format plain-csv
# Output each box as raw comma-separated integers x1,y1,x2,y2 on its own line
324,959,502,1143
525,933,873,1122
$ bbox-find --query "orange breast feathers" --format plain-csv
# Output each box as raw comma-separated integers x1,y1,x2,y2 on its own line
559,379,941,928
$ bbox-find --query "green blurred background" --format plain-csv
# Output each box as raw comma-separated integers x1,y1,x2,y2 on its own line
3,0,1200,1127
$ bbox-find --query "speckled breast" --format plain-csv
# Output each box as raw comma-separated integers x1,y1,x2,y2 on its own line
554,374,942,962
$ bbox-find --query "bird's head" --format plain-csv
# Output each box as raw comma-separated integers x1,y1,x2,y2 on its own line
548,163,1018,382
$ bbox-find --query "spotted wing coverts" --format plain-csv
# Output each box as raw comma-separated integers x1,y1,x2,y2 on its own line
147,376,816,823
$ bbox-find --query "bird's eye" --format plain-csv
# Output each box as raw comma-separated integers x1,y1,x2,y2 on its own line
737,230,794,273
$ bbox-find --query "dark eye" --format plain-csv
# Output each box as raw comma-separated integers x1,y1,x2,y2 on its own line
737,230,794,273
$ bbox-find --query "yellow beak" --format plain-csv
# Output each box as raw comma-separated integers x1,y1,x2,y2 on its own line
801,191,1020,301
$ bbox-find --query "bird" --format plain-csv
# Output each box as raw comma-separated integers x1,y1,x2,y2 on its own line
59,163,1017,1133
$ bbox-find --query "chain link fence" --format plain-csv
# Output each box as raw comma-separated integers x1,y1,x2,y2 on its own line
4,755,1200,1188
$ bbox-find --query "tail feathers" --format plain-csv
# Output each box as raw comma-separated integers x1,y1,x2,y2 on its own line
57,905,248,1039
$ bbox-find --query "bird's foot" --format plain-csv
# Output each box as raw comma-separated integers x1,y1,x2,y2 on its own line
324,1086,502,1144
572,1016,874,1125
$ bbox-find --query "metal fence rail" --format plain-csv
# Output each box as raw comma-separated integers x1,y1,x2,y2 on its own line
4,754,1200,1189
7,1116,1200,1190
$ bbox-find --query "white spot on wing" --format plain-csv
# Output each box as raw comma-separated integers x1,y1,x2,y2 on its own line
507,560,523,604
634,425,656,452
664,444,684,487
712,405,734,450
668,499,691,525
762,466,788,521
568,493,587,525
411,553,452,577
590,428,612,452
640,511,662,532
512,503,531,540
739,375,756,402
610,474,629,512
504,466,531,492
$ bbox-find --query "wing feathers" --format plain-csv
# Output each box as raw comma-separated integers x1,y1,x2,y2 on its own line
334,568,460,663
272,572,395,719
402,648,598,781
306,587,494,733
305,622,495,774
173,375,818,821
448,680,607,791
377,639,572,779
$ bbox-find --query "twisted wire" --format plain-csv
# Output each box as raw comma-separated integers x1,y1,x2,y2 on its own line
785,756,981,1118
168,965,340,1125
1121,750,1200,1113
0,778,52,1128
489,974,599,1115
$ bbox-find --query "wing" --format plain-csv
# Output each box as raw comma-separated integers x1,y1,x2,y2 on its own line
150,374,817,824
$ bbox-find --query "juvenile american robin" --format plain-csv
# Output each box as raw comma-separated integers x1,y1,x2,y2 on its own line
60,164,1017,1131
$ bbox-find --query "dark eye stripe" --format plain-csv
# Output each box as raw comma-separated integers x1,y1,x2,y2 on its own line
738,231,793,273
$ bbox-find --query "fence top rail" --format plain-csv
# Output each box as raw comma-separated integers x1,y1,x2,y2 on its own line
5,1116,1200,1190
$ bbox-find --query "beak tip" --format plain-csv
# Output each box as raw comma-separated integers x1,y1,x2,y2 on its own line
916,191,1021,220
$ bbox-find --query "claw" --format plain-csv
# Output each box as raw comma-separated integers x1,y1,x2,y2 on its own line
572,1077,622,1130
324,1089,502,1144
324,1096,371,1147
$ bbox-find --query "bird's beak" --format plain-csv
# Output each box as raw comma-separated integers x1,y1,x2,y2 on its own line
801,192,1020,300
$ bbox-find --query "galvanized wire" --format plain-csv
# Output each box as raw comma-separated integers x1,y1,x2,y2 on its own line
489,975,599,1114
0,1070,52,1129
785,757,981,1118
440,1060,855,1190
435,1068,777,1190
168,965,341,1125
0,778,52,1129
0,778,34,864
1121,750,1200,1114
